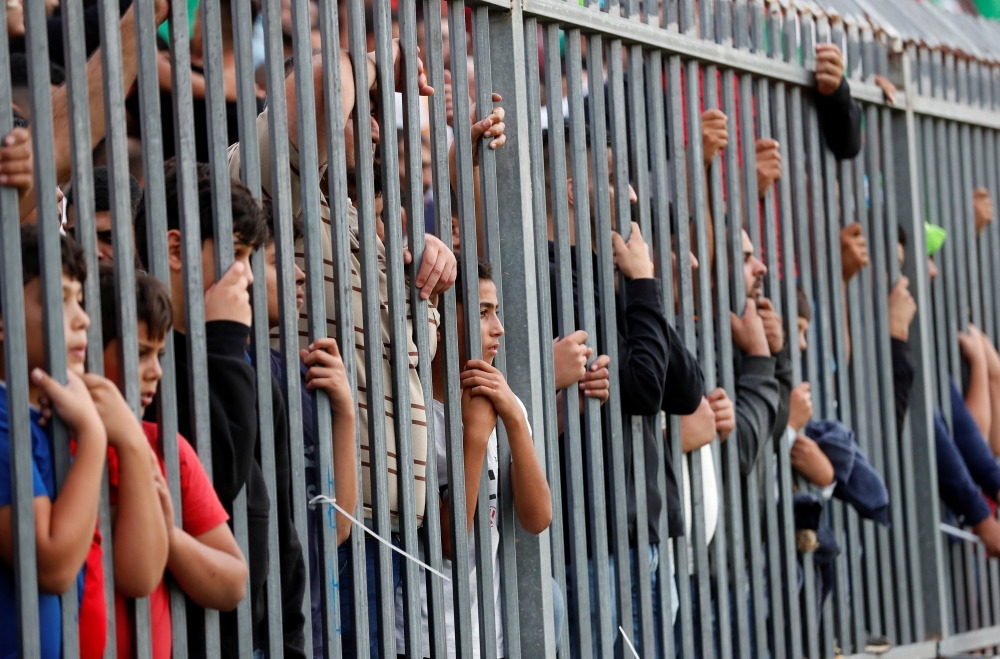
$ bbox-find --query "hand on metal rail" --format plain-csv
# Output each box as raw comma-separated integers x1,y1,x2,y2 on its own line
814,43,845,97
701,109,728,168
552,330,592,391
708,387,734,441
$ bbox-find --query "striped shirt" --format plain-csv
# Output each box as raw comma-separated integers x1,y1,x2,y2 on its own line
229,108,439,524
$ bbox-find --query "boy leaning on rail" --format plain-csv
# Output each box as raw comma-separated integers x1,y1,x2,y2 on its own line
135,158,308,659
79,264,247,659
0,224,106,659
393,258,556,659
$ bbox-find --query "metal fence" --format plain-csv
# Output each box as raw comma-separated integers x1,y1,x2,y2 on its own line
7,0,1000,657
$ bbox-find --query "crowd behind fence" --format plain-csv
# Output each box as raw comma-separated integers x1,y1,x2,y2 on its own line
7,0,1000,657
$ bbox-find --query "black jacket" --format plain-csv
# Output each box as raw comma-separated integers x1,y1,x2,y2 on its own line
164,322,305,659
548,242,703,546
816,78,863,161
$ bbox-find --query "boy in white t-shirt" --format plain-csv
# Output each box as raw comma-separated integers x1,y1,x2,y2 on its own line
394,258,556,658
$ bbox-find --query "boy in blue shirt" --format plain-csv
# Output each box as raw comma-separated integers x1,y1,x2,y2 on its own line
0,224,108,659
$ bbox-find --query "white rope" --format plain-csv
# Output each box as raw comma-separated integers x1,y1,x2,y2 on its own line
308,495,451,582
619,626,640,659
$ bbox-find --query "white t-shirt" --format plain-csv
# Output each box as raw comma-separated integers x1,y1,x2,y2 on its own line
394,397,529,658
681,444,719,574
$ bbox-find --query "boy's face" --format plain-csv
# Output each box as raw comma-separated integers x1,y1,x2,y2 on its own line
455,278,504,365
798,316,809,354
197,236,255,292
18,274,90,378
103,322,166,416
263,241,306,330
478,280,503,365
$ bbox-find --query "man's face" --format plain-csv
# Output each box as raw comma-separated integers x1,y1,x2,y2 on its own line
742,229,766,300
19,274,89,379
798,316,809,354
67,207,116,262
263,240,306,330
344,108,380,194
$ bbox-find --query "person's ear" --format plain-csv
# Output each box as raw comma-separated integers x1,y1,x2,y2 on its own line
566,177,575,207
167,229,183,272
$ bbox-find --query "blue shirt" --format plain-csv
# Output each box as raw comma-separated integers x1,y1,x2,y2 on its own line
0,382,62,659
269,349,324,659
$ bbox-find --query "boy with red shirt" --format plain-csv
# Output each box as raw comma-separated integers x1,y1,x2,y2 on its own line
85,265,248,659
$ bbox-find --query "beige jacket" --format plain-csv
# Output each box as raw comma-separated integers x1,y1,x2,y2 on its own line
229,108,439,524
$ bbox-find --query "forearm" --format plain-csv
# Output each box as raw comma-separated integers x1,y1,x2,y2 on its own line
167,529,246,611
461,439,488,535
507,417,551,534
966,360,992,440
112,444,169,597
989,375,1000,457
332,412,357,546
52,6,138,184
39,427,106,591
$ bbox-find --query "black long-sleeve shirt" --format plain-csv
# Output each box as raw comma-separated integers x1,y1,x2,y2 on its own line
165,322,305,659
892,338,915,434
771,342,794,443
816,78,863,161
549,242,702,545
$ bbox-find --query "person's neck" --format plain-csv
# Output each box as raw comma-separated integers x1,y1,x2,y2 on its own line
431,351,445,404
0,353,42,405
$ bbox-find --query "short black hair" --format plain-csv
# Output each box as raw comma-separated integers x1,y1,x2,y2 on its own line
455,257,494,305
134,158,270,270
19,223,87,287
260,198,304,245
65,166,144,216
898,224,907,249
99,264,173,349
796,286,812,322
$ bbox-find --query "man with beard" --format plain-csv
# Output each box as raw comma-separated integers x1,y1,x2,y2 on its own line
729,229,782,475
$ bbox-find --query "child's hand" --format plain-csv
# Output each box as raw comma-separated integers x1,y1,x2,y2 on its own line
81,374,145,450
32,368,105,440
460,360,523,428
301,338,355,418
153,466,176,537
204,261,253,326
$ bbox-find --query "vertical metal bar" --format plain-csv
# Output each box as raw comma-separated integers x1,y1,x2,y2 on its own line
58,1,120,656
863,29,907,648
736,3,769,656
0,3,38,653
665,41,696,659
523,16,566,658
130,0,193,651
468,10,501,658
488,7,552,653
548,22,593,659
800,16,826,656
369,0,427,653
344,0,397,652
252,0,293,655
22,0,79,654
443,0,479,654
618,0,657,647
643,16,680,654
777,8,805,659
418,0,452,653
895,44,950,640
581,1,634,651
575,6,628,656
701,2,736,656
720,0,751,652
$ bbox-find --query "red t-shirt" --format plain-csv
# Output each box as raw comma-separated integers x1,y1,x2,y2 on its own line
78,527,106,659
78,422,229,659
